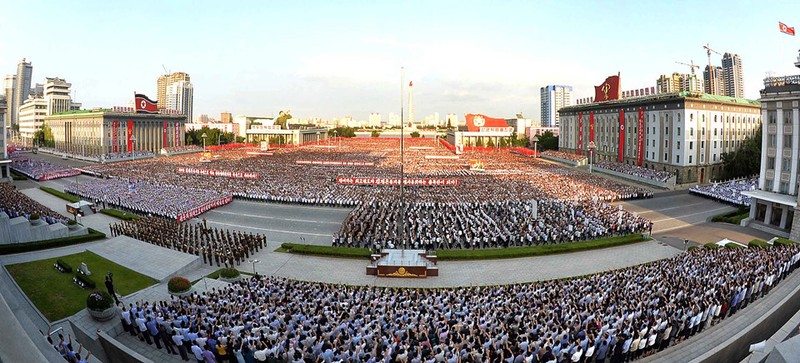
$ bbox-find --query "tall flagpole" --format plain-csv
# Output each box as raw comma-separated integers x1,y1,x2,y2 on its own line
400,67,406,250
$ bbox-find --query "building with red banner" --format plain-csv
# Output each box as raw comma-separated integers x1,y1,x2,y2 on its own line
43,109,187,157
558,91,760,184
446,113,515,151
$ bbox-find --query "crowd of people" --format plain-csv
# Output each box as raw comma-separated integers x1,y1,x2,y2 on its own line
689,177,758,207
75,138,655,249
109,216,265,267
101,150,156,161
45,328,92,363
119,245,800,362
65,178,231,220
594,161,673,183
0,183,68,225
10,158,80,181
541,150,587,162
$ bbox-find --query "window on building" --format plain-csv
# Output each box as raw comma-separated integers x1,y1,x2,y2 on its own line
713,154,717,161
677,127,681,136
714,128,718,136
676,155,680,164
690,127,694,136
665,140,668,148
664,153,668,161
701,155,705,163
689,141,693,149
677,141,681,149
701,141,705,148
689,155,693,163
784,134,792,148
780,182,789,194
768,111,776,124
714,141,717,148
665,127,669,135
783,158,791,172
768,157,775,168
769,134,777,147
702,127,706,135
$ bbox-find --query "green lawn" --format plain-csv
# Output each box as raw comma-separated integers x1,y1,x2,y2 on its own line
6,251,157,321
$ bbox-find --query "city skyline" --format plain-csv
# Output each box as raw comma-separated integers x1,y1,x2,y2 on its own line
1,1,799,121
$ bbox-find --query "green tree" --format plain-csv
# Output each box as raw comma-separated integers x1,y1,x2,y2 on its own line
410,131,421,138
536,131,559,151
371,130,381,137
721,128,761,179
328,127,356,138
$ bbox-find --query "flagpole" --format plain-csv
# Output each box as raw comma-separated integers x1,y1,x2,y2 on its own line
400,67,406,251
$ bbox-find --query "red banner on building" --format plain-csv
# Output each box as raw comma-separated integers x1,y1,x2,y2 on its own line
177,167,259,180
588,112,595,142
296,160,375,166
618,110,625,162
637,108,645,166
577,114,583,154
336,177,460,187
112,120,119,153
594,74,621,102
126,120,134,152
163,120,168,148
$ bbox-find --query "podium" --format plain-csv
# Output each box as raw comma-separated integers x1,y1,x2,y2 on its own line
366,249,438,278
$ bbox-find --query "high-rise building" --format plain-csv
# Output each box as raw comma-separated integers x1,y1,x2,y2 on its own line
220,112,232,123
368,113,382,128
722,53,744,98
18,97,47,143
196,114,209,123
18,77,76,144
12,58,33,131
703,65,724,95
166,80,193,123
0,96,7,179
743,51,800,240
3,75,14,134
657,73,703,93
540,85,572,127
446,113,458,128
157,72,190,109
44,78,73,115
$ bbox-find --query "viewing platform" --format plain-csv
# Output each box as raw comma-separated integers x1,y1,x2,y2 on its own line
367,249,438,278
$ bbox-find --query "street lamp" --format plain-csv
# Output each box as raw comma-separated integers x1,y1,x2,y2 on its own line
129,135,137,162
532,135,539,157
588,141,596,173
249,259,260,276
201,133,207,152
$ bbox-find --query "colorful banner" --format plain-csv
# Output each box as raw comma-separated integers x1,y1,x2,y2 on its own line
177,166,259,180
112,120,119,153
464,113,510,132
176,195,233,223
134,93,158,113
618,110,625,162
163,120,168,148
587,113,594,143
637,108,645,166
336,177,460,187
174,122,180,146
296,160,375,166
577,114,583,154
126,120,134,152
594,74,621,102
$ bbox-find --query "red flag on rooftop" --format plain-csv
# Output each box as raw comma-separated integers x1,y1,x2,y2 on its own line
134,93,158,113
779,22,795,36
593,74,621,103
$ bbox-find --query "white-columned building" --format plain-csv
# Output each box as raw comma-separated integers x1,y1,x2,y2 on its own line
742,51,800,240
166,80,193,124
559,91,761,184
540,85,572,127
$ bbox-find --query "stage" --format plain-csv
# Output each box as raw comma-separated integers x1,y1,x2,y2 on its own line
367,249,438,278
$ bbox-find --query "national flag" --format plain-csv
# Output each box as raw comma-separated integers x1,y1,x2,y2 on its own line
134,93,158,113
409,81,413,87
779,22,795,36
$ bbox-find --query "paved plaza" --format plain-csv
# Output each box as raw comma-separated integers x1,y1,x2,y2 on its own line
0,164,793,363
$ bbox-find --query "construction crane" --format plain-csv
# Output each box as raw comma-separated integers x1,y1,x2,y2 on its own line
703,43,721,69
675,60,700,75
162,64,170,75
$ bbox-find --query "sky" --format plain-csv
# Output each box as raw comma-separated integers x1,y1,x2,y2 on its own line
2,0,800,121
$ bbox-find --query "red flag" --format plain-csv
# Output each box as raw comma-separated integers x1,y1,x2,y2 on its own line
594,74,621,102
134,93,158,113
779,22,796,36
409,81,413,87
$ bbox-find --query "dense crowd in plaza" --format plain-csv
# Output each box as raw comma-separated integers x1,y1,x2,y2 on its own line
75,138,655,249
541,150,587,161
101,150,156,161
10,158,80,181
689,177,758,207
109,216,265,267
65,178,231,220
594,161,673,183
119,245,800,363
0,183,68,225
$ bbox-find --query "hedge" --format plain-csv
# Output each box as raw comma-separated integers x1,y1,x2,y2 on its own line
39,186,80,203
0,228,106,255
74,273,96,289
10,170,27,180
748,239,770,248
711,208,749,225
704,243,722,249
56,259,73,273
436,234,648,261
99,209,141,220
281,234,648,261
280,243,372,258
774,238,799,246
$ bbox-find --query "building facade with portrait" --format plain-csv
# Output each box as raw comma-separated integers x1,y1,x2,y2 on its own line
43,109,187,157
558,91,761,184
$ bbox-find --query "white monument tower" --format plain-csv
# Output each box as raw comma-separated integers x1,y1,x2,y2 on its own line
407,81,415,130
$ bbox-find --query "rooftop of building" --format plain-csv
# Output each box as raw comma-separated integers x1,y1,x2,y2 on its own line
45,108,187,119
560,91,759,113
761,75,800,95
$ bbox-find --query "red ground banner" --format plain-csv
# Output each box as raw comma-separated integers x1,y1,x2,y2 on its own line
176,195,233,223
336,177,460,186
163,120,168,148
618,110,625,162
296,160,375,166
637,108,645,166
588,112,595,143
578,114,583,154
177,167,259,180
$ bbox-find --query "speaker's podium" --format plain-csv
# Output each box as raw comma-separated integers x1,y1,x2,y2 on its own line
366,249,438,278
